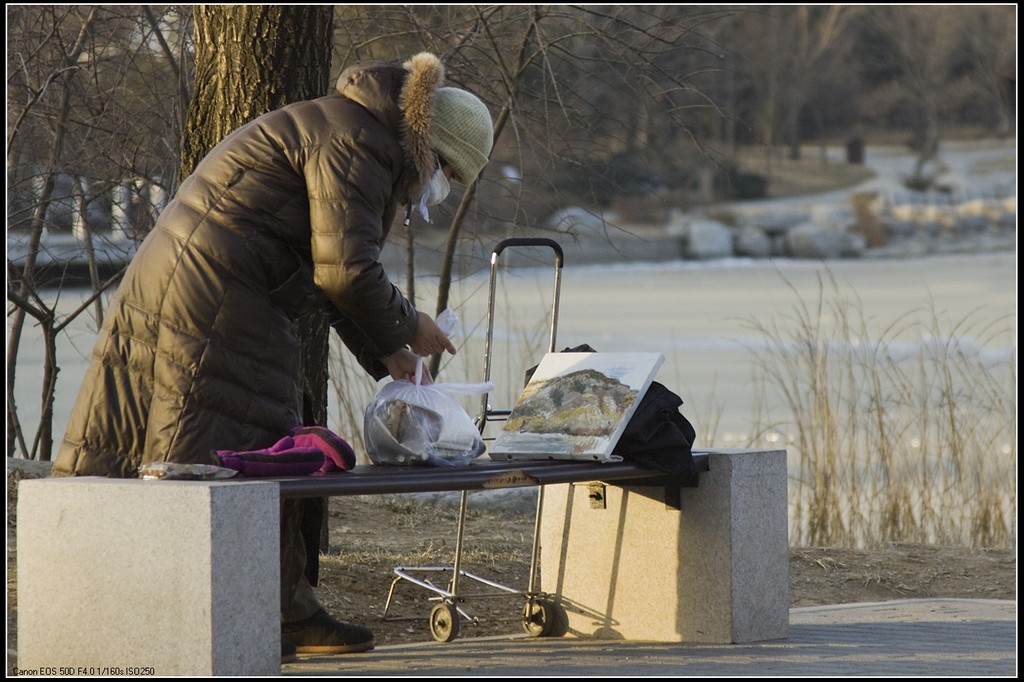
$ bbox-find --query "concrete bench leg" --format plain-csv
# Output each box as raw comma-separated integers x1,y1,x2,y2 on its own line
539,449,789,643
17,477,280,676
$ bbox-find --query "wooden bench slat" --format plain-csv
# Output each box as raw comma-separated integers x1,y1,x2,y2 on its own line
266,453,710,499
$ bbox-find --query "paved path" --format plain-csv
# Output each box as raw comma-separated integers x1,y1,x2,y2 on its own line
282,598,1016,677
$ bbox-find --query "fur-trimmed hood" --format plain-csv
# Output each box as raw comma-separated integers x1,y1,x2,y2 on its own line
398,53,445,196
334,52,444,204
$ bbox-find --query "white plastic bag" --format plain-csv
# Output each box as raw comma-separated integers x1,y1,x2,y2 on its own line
363,310,494,466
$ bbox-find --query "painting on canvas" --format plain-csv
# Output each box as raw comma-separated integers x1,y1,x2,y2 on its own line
488,352,665,462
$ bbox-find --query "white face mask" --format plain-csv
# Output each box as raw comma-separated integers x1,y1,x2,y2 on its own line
417,158,451,223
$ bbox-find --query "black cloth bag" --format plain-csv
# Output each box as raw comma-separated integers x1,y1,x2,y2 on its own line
612,379,696,475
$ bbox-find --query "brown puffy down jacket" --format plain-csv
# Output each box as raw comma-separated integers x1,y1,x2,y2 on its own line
52,53,447,478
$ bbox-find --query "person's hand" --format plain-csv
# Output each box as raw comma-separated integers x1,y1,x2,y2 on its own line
381,348,431,383
408,312,457,358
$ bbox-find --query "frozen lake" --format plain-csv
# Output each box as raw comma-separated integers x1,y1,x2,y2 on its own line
445,250,1017,447
11,250,1015,457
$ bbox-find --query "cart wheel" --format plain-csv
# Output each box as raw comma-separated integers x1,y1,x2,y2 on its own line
522,598,567,637
429,602,460,643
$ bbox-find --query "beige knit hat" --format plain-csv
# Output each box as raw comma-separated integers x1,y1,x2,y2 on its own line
430,87,494,185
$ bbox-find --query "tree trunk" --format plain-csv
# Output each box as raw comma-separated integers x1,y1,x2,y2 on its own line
181,6,333,177
785,101,803,161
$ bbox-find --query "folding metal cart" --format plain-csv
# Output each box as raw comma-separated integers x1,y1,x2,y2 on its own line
381,238,569,642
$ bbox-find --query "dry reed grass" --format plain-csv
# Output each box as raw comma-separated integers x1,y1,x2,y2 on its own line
738,269,1016,549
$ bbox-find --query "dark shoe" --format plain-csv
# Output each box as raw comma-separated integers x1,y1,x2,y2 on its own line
281,638,298,664
282,609,375,655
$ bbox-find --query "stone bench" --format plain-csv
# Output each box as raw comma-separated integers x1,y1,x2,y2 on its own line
539,449,790,643
16,448,788,676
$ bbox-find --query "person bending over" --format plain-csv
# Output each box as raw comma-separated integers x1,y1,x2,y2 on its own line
51,51,494,660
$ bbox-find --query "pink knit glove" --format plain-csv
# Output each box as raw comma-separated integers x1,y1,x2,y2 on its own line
290,425,357,473
214,436,324,477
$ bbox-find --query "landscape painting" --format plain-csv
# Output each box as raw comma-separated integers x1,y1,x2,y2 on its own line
488,352,665,462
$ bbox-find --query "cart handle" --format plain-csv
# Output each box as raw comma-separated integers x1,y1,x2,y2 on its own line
480,238,564,422
492,238,563,269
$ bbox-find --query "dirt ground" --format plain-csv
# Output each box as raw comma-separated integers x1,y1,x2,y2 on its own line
4,466,1017,671
310,493,1016,646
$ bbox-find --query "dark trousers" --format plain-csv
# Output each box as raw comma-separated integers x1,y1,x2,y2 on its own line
280,497,326,623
